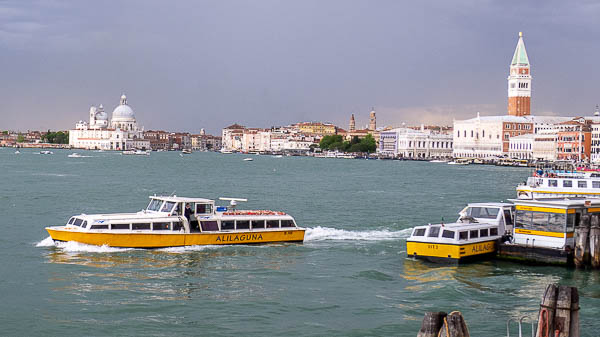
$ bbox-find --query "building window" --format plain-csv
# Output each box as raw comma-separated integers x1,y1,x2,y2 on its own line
482,130,485,138
471,130,474,137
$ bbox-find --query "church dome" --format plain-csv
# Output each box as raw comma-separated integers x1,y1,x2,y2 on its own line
111,94,136,122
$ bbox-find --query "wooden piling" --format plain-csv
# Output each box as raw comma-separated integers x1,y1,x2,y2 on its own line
569,287,580,337
536,284,557,337
590,215,600,269
554,285,572,337
574,215,590,268
417,312,446,337
438,311,470,337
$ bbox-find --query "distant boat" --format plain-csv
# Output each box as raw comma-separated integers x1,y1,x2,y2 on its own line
272,155,283,158
181,149,192,154
68,153,83,158
243,158,254,161
220,150,233,154
14,150,20,154
39,150,53,155
429,159,449,163
122,149,150,156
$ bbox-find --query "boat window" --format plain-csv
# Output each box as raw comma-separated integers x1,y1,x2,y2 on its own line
153,222,170,230
221,221,234,231
594,181,600,188
548,180,558,187
468,207,499,219
441,230,455,239
252,220,265,229
266,220,279,228
516,210,566,233
458,231,468,240
567,214,576,233
427,226,441,238
196,203,213,214
563,180,572,187
469,230,479,239
81,221,88,228
490,228,498,236
480,228,489,237
504,210,513,226
90,224,108,229
201,221,219,231
67,217,75,225
281,220,295,228
73,218,83,227
111,223,130,230
236,220,250,230
161,201,176,212
413,228,426,236
147,199,163,211
172,222,184,231
578,181,587,188
132,223,151,230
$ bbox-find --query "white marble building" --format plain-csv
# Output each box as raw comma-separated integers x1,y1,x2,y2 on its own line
69,94,149,150
378,127,453,158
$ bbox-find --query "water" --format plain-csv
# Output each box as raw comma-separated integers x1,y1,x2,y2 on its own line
2,149,600,336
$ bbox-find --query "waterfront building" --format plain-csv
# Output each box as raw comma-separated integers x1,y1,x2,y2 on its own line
69,94,150,150
453,114,533,158
221,124,245,151
191,134,222,151
294,122,337,136
556,120,591,161
532,133,558,161
378,127,453,159
508,134,533,160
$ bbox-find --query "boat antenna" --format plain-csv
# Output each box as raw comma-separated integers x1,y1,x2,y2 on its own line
170,190,176,196
219,197,248,210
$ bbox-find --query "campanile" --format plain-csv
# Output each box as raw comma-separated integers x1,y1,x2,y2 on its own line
507,32,531,116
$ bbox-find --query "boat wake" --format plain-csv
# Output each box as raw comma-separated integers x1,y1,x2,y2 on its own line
35,236,132,252
158,245,221,253
304,226,412,242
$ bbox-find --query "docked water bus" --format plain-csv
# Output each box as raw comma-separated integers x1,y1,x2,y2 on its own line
406,203,515,263
46,196,305,248
517,170,600,199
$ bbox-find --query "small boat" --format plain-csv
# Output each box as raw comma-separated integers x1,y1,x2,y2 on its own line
39,150,53,155
429,159,449,163
122,149,150,156
272,155,283,158
45,196,305,248
220,150,233,154
517,169,600,199
68,153,83,158
447,158,470,165
14,150,20,154
406,202,514,263
181,149,192,154
243,158,254,161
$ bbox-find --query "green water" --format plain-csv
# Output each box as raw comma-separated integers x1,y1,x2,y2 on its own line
2,149,600,336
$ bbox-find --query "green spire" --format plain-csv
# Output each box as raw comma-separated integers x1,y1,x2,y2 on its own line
511,32,530,66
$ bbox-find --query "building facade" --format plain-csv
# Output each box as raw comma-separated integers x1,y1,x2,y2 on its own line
378,127,453,159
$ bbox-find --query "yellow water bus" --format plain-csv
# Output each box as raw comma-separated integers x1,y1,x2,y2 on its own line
46,196,305,248
406,203,514,263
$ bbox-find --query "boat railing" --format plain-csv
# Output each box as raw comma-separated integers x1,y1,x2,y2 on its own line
506,316,535,337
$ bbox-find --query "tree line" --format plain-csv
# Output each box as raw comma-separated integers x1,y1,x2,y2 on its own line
319,134,377,153
41,131,69,144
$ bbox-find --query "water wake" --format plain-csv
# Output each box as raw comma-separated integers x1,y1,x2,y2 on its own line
304,226,412,242
158,245,221,253
35,236,132,252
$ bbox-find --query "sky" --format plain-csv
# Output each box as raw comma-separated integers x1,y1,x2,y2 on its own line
2,0,600,134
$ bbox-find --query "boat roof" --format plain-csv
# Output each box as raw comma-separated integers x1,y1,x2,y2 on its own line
467,202,513,208
150,195,214,203
508,197,600,208
413,222,498,230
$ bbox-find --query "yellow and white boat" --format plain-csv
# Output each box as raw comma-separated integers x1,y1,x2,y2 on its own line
406,203,514,263
46,196,305,248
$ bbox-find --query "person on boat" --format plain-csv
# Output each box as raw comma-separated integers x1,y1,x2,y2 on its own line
184,203,193,222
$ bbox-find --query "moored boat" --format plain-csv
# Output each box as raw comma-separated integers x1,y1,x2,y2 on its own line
406,203,514,263
122,149,150,155
45,196,305,248
517,169,600,199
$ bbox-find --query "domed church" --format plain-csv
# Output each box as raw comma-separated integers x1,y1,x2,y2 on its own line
69,94,150,151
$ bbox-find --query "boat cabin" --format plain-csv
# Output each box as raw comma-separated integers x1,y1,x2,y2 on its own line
508,198,600,249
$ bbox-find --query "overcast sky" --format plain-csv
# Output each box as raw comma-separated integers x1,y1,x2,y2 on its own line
2,0,600,134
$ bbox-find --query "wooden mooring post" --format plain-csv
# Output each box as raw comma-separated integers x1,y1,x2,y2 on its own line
535,284,579,337
417,311,469,337
417,312,446,337
590,214,600,269
574,215,590,268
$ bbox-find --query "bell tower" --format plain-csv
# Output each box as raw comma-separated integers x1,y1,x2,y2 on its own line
349,114,356,131
507,32,531,116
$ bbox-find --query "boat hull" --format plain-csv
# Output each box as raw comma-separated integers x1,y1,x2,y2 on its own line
406,240,497,263
46,227,305,248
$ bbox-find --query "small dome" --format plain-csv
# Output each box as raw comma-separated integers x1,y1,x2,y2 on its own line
96,110,108,120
